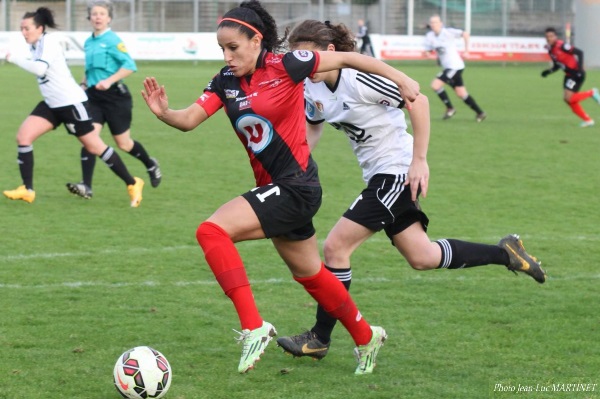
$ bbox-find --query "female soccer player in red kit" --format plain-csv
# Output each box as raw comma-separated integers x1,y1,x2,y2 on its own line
541,27,600,127
142,0,420,375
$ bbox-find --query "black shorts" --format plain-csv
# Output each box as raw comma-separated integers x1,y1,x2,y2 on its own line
30,101,95,137
86,83,133,135
242,182,322,240
563,72,585,92
436,69,465,88
343,174,429,241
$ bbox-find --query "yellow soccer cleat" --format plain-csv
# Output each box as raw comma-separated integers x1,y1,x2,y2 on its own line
3,185,35,203
127,177,144,208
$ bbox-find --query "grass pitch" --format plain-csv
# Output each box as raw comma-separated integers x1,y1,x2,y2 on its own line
1,60,599,399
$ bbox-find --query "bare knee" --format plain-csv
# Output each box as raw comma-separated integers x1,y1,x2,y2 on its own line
323,238,352,267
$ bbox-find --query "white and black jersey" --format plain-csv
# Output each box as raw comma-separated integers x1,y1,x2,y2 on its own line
304,68,413,183
424,27,465,70
10,33,87,108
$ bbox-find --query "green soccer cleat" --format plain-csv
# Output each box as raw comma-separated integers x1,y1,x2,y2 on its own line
235,321,277,373
66,182,93,199
276,330,330,360
354,326,387,375
592,88,600,104
498,234,546,283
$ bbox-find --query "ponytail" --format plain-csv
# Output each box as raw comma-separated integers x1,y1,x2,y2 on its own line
23,7,58,31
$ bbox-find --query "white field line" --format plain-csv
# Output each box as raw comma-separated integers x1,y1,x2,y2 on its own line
1,274,599,290
1,234,599,264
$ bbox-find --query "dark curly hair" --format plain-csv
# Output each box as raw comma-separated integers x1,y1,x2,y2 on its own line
219,0,285,53
286,20,356,52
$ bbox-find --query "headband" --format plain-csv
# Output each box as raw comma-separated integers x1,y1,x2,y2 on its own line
220,17,263,39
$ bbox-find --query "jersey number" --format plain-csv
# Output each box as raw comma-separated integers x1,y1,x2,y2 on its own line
330,122,372,143
251,185,281,203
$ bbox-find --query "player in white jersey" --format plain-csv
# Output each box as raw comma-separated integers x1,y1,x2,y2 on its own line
3,7,144,206
276,19,545,360
424,15,486,122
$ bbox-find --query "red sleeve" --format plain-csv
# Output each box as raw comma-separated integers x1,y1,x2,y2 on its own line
195,91,223,117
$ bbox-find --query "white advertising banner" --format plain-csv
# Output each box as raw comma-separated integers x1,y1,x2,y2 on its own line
1,31,549,63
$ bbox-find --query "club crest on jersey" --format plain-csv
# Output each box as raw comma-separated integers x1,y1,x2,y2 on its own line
306,101,316,118
292,50,314,62
225,89,239,99
378,99,391,106
235,114,273,154
315,101,324,112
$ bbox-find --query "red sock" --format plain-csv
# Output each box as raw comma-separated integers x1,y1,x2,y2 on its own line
570,90,593,103
294,263,372,346
568,102,592,121
196,222,262,330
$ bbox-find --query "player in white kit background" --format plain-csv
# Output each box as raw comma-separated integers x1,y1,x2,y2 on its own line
276,19,545,360
423,15,486,122
3,7,144,206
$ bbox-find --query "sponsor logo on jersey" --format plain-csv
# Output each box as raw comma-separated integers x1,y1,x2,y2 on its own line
239,99,252,110
225,89,239,99
378,99,391,106
223,70,235,76
315,101,324,112
342,102,350,110
292,50,314,62
117,42,128,53
258,78,282,89
235,92,258,102
306,101,316,118
235,114,274,154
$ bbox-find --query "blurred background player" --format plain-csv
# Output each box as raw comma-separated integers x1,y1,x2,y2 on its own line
66,0,161,199
356,19,374,57
423,15,486,122
276,19,546,361
3,7,144,206
541,27,600,128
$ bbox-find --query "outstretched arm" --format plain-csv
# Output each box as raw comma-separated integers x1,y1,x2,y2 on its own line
141,77,209,132
405,93,430,201
316,51,420,105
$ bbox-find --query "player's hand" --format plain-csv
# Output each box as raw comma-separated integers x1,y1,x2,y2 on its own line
405,158,429,201
95,79,112,90
462,51,470,59
398,75,420,104
541,69,551,78
5,51,10,62
141,77,169,118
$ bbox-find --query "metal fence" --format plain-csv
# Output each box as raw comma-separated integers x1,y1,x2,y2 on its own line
1,0,575,38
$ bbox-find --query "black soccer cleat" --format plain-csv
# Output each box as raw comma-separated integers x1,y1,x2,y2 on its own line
498,234,546,284
147,157,162,188
443,108,456,120
66,182,93,199
277,331,330,360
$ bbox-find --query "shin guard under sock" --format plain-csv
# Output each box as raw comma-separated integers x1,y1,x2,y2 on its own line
295,264,371,346
196,221,262,330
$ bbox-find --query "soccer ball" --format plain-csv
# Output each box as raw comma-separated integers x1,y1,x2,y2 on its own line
113,346,172,399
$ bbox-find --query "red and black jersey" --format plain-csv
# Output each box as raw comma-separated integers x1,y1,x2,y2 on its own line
547,40,583,76
197,49,320,187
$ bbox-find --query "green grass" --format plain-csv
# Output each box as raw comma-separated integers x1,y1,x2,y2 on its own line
1,60,599,399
